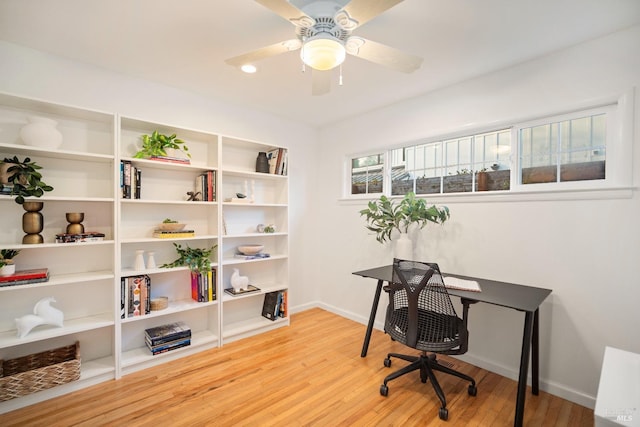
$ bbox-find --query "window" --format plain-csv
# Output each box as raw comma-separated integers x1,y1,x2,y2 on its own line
346,95,630,199
389,129,511,195
351,154,384,195
518,112,606,186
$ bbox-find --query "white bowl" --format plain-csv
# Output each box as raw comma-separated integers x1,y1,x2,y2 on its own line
157,222,186,232
238,245,264,255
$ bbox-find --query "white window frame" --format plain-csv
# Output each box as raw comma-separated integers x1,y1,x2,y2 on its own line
343,89,634,200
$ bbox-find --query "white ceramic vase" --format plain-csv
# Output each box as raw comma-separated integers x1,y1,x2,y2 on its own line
134,250,146,271
19,116,63,149
394,232,414,261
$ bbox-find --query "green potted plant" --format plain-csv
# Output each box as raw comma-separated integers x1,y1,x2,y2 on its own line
0,249,20,276
360,192,450,244
0,156,54,204
133,131,191,159
160,243,216,273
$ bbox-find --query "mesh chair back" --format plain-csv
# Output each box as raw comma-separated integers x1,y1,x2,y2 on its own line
385,259,465,354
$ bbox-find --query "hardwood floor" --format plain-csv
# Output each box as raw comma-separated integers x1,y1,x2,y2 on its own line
0,308,593,426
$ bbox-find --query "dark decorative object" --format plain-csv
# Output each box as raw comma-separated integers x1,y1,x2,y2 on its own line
186,191,201,201
256,151,270,173
22,201,44,244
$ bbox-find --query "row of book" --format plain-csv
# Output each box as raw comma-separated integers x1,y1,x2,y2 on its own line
0,268,49,287
191,269,216,302
144,321,191,355
121,274,151,318
267,148,288,176
261,290,288,321
120,160,142,199
195,170,216,202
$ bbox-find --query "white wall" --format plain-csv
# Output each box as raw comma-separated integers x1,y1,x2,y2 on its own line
0,40,320,310
315,25,640,408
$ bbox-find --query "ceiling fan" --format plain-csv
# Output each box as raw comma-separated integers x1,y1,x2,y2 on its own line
225,0,423,95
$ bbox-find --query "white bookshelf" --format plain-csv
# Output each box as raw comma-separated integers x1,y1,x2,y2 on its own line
0,93,289,413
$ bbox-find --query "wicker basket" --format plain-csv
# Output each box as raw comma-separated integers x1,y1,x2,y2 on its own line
0,341,81,401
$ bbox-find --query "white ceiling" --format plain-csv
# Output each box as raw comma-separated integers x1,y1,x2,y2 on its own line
1,0,639,127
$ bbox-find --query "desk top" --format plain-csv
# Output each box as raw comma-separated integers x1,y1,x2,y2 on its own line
353,265,552,313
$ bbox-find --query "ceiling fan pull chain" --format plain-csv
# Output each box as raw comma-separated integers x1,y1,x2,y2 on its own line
339,64,343,86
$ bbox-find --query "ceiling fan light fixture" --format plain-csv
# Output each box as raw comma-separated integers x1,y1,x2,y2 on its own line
241,64,257,73
301,36,346,71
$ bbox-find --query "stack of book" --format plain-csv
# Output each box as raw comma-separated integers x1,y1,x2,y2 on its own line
144,321,191,355
0,184,14,195
152,229,195,239
0,268,49,287
261,290,288,321
149,155,190,165
55,232,106,243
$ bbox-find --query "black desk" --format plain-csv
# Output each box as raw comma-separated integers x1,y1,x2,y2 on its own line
353,265,552,427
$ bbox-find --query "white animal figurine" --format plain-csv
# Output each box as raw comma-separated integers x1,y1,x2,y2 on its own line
230,268,249,292
15,296,64,338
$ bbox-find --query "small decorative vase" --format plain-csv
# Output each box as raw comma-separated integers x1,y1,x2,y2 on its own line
134,250,146,271
394,232,414,262
22,201,44,244
19,116,63,149
256,151,270,173
146,252,157,269
0,263,16,276
65,212,85,234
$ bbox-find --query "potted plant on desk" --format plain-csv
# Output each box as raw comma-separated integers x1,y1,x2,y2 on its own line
360,192,450,260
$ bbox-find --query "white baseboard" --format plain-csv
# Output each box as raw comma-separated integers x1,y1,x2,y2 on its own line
291,301,596,409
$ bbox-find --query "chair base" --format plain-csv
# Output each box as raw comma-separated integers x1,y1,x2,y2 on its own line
380,351,477,421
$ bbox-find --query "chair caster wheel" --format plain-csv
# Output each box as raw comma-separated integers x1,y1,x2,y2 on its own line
439,407,448,421
384,358,391,368
468,384,477,396
380,384,388,396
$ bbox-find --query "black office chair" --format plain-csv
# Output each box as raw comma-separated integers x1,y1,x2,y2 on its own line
380,258,477,421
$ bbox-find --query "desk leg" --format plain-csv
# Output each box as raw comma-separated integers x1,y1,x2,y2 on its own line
532,308,540,395
361,279,383,357
514,310,534,427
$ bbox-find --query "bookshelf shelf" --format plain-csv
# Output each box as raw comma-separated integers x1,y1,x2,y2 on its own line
120,329,219,368
0,271,114,292
223,316,288,340
0,314,114,349
121,298,219,323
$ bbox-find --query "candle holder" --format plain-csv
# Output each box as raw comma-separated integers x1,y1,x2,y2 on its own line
65,212,85,234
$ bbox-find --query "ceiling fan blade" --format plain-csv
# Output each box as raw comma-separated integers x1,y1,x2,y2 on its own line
345,37,423,73
225,39,301,68
338,0,403,29
255,0,315,28
311,69,331,96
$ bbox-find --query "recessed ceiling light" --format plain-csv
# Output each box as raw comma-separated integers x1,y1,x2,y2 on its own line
241,64,257,74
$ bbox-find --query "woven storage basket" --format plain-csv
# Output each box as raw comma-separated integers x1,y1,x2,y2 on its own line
0,341,81,401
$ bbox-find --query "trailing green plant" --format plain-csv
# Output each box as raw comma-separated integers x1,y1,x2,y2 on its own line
0,249,20,268
133,131,191,159
160,243,216,273
1,156,54,204
359,192,450,244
